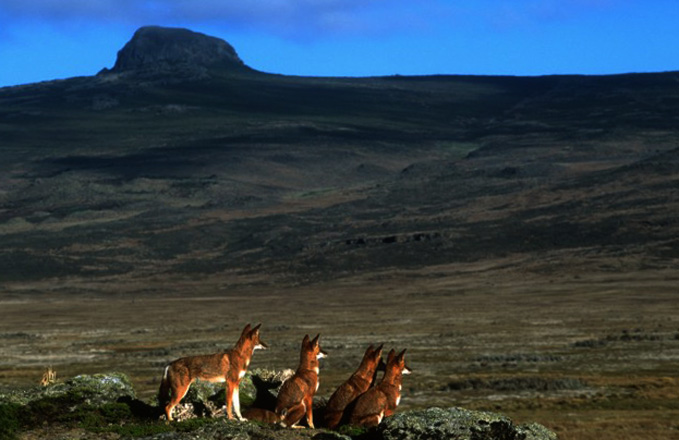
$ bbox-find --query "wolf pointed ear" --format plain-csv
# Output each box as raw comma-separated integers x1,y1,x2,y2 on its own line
251,323,262,333
375,344,384,355
386,349,396,363
242,323,252,336
397,349,407,361
302,334,310,345
311,334,320,346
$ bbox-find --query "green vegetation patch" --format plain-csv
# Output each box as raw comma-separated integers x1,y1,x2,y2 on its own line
0,402,22,440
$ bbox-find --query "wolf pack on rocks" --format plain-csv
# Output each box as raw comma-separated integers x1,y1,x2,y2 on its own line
157,323,411,429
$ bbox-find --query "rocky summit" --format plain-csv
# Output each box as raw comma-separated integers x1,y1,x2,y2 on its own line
105,26,249,75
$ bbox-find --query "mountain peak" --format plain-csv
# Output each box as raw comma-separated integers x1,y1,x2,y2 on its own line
108,26,248,74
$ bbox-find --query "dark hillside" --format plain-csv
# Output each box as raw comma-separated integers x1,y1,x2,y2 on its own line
1,27,678,287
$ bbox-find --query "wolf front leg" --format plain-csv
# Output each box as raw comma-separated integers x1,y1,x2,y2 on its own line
224,381,235,419
233,386,246,421
304,395,315,429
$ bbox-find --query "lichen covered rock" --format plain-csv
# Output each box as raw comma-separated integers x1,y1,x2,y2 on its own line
133,419,351,440
2,372,557,440
517,422,560,440
1,372,135,407
52,372,136,405
374,407,557,440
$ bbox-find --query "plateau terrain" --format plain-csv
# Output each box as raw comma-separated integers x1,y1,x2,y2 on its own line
1,26,678,439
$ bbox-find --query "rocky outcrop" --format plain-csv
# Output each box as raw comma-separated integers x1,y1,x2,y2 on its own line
1,372,135,407
0,373,142,440
0,373,557,440
373,407,557,440
102,26,250,76
129,406,556,440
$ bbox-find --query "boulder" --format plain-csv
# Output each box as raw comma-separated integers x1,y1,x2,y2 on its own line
1,372,135,407
1,373,557,440
374,407,557,440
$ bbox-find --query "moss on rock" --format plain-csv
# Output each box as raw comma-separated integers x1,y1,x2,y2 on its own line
50,372,136,406
1,372,558,440
1,372,135,408
374,407,557,440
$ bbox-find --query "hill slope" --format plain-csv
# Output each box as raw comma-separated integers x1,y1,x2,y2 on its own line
1,27,678,289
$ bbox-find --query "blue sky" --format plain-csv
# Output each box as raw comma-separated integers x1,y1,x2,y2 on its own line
1,0,678,87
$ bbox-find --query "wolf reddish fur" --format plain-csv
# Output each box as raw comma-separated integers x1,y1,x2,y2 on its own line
243,407,281,424
158,323,267,421
324,344,384,429
275,334,327,428
349,349,411,427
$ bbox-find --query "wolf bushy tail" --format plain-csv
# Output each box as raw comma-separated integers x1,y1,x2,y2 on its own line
158,366,171,406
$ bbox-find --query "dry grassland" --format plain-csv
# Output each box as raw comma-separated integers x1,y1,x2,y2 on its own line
1,264,678,439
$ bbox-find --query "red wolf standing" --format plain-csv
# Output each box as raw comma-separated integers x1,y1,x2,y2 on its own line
275,334,327,428
348,349,411,427
324,344,384,429
158,323,267,421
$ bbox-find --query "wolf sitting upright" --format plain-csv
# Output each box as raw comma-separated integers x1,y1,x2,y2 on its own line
324,344,384,429
275,334,327,428
349,349,411,427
